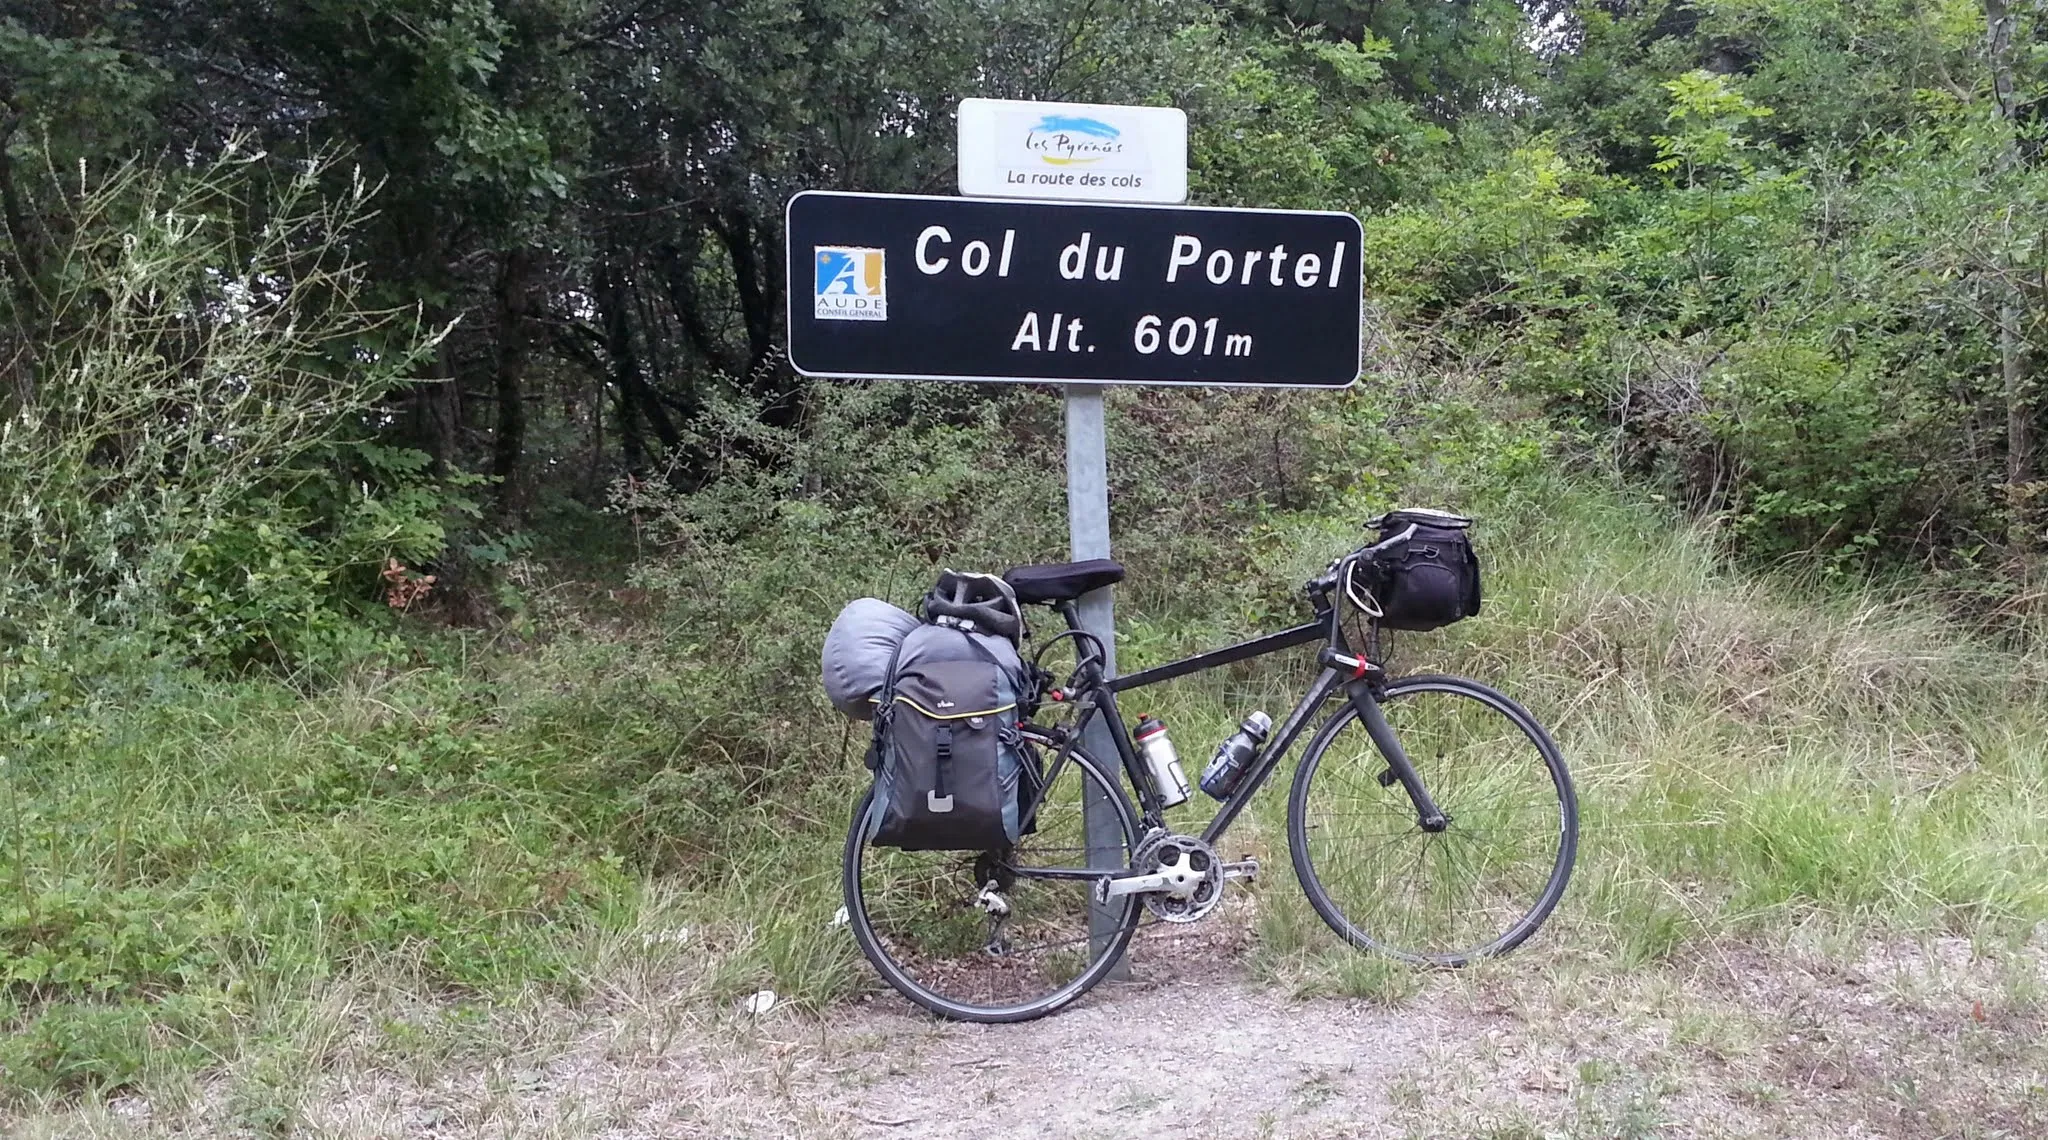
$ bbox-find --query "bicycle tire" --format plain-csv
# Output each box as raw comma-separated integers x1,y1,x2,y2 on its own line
843,734,1142,1022
1288,674,1577,965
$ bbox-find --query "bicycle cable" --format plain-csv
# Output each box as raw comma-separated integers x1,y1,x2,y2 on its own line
1342,552,1385,620
1032,626,1109,684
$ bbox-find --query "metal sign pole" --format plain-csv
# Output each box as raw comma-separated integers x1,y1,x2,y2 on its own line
1065,383,1127,977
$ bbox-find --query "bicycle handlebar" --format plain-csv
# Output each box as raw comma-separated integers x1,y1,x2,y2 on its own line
1304,522,1419,599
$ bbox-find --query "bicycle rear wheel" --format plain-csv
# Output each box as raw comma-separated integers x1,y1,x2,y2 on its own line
843,733,1141,1022
1288,674,1577,965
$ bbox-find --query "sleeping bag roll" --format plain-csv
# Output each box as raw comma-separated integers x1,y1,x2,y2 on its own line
821,598,920,719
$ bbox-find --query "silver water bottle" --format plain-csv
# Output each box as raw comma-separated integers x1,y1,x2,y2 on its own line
1133,715,1192,808
1200,711,1272,800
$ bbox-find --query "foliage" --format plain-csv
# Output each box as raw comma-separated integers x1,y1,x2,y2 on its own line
2,0,1471,539
1192,27,1445,211
9,0,2048,585
1256,0,1541,112
0,145,469,732
1353,3,2048,578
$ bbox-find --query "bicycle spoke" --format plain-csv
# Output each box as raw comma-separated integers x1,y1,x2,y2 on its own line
1290,677,1576,964
847,736,1140,1021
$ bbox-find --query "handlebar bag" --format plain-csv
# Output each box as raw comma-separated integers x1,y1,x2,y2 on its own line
1362,509,1482,632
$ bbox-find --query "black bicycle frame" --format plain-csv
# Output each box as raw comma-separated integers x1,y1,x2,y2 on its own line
1025,592,1448,857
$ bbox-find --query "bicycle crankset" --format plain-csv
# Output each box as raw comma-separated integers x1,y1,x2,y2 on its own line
1094,832,1258,924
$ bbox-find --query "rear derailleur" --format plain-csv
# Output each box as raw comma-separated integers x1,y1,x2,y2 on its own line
971,852,1015,956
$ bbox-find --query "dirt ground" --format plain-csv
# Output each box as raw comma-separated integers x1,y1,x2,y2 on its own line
182,943,2048,1136
23,931,2048,1139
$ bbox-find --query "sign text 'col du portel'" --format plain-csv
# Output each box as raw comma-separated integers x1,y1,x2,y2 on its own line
787,192,1362,389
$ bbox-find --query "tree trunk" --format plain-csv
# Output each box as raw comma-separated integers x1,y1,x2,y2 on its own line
587,369,605,498
417,332,464,478
1986,0,2038,557
0,98,45,412
655,237,744,379
714,208,787,401
596,260,681,465
491,246,536,526
2002,300,2033,489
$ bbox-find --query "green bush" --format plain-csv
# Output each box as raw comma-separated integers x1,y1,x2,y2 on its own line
0,144,471,741
1365,63,2048,580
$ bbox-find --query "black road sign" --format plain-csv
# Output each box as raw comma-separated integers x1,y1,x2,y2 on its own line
786,191,1362,388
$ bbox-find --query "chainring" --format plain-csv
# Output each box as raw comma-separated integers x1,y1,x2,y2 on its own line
1130,831,1225,924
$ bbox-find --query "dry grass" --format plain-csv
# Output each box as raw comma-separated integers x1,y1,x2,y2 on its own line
11,481,2048,1136
8,931,2043,1139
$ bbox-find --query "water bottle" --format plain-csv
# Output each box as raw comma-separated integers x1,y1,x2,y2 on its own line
1133,715,1192,808
1200,711,1273,800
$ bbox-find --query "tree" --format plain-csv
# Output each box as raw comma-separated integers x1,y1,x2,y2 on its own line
1984,0,2043,558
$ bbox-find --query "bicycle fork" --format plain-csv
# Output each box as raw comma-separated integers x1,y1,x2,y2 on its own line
1336,671,1450,833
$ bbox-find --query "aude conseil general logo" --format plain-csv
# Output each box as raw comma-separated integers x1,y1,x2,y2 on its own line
814,246,887,321
1023,115,1127,166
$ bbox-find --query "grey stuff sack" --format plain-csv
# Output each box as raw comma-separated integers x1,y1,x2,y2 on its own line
821,598,921,720
867,623,1029,852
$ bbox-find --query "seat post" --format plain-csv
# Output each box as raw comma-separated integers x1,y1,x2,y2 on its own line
1055,599,1084,632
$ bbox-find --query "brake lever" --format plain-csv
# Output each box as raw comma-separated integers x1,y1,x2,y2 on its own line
1344,553,1384,619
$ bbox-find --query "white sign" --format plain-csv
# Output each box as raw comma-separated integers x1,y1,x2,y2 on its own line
957,98,1187,204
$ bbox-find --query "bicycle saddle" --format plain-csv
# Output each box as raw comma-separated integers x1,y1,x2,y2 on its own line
1002,559,1126,605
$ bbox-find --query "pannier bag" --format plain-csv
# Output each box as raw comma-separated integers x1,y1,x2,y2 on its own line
866,572,1033,851
1360,508,1482,632
821,598,921,720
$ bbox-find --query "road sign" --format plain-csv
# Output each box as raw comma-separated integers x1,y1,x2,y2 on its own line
786,190,1362,389
957,98,1188,204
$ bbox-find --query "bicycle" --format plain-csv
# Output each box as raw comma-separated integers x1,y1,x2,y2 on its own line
842,522,1579,1022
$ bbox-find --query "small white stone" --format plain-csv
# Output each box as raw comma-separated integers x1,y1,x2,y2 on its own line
743,989,777,1015
641,926,690,947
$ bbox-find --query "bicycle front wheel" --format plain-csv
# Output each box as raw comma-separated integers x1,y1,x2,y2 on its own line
843,734,1141,1022
1288,674,1577,965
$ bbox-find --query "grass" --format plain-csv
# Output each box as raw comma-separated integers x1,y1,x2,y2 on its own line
6,458,2048,1128
1379,936,2048,1139
1136,475,2048,996
0,632,870,1114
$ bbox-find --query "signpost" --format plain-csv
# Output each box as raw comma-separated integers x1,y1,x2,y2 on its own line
956,98,1188,204
786,192,1364,389
790,99,1361,978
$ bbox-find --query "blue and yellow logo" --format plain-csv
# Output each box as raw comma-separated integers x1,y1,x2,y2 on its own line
813,246,886,321
1024,116,1125,166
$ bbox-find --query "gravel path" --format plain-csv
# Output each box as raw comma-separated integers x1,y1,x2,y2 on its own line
17,937,2048,1139
300,971,1469,1140
299,936,2048,1140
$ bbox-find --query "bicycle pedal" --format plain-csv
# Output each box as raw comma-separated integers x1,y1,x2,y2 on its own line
1222,858,1259,882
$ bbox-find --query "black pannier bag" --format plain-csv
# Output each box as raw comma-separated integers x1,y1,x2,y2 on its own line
863,571,1034,852
1358,509,1482,632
